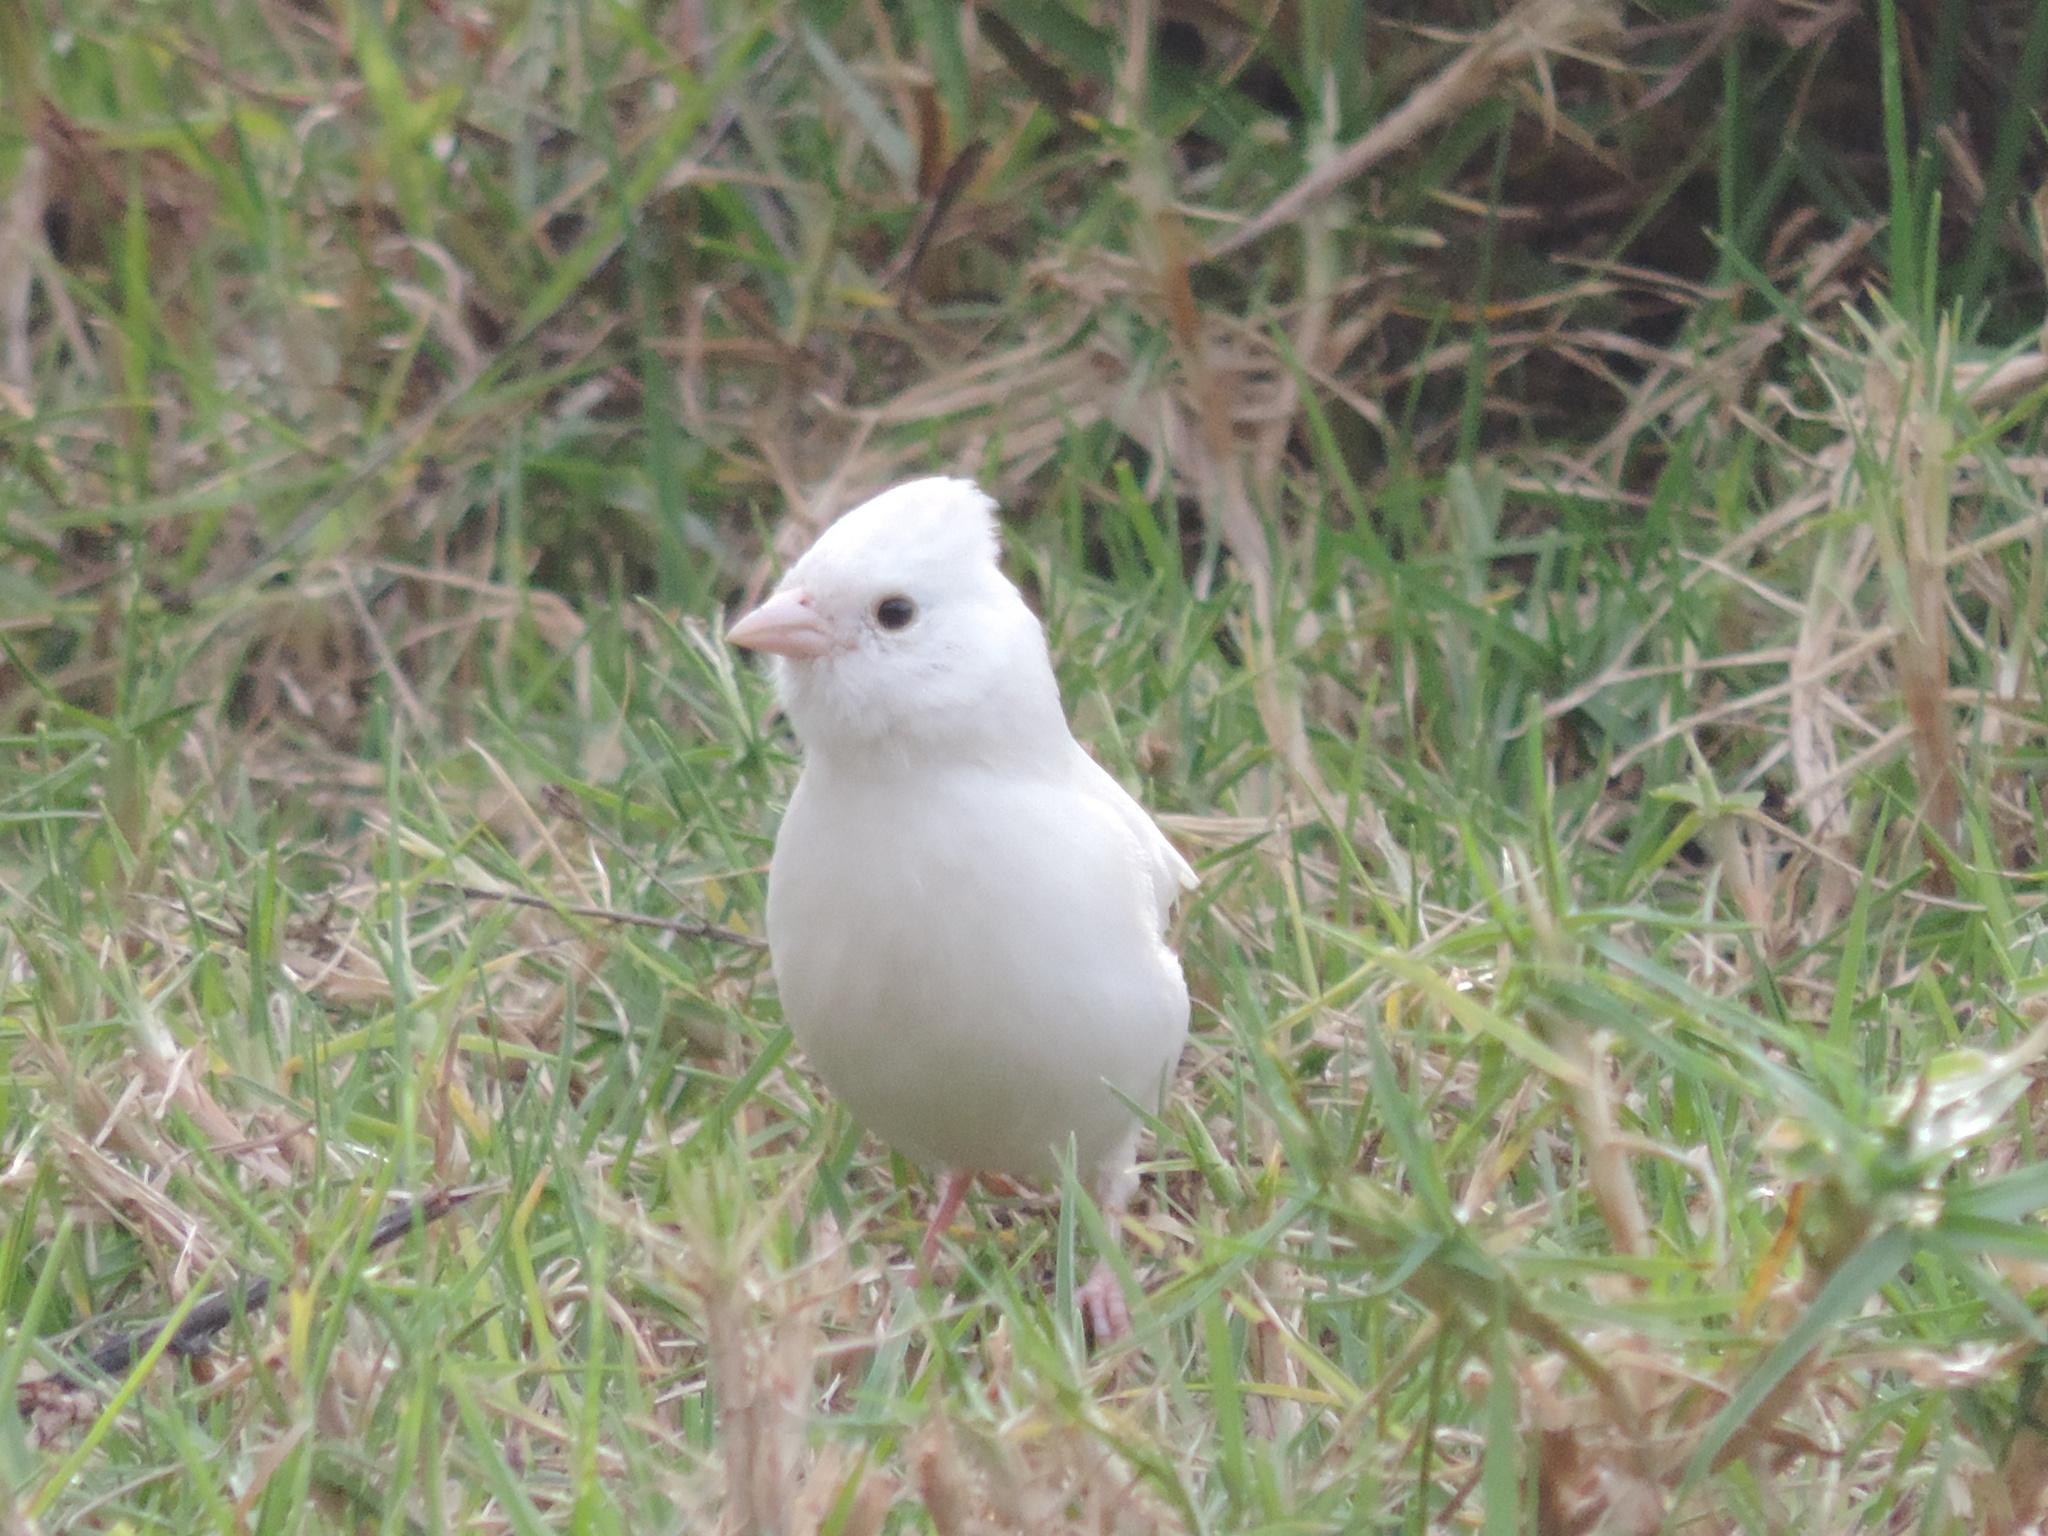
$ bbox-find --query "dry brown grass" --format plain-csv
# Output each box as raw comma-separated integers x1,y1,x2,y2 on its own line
3,0,2048,1531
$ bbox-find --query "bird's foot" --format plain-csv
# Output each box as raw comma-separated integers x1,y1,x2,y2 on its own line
1077,1259,1131,1347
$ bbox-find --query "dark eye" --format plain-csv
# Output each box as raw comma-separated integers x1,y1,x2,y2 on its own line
875,596,916,631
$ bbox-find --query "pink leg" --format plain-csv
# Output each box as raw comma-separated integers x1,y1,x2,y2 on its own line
1077,1259,1131,1345
920,1169,975,1268
1076,1138,1143,1345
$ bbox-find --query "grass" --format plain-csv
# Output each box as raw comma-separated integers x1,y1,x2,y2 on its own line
3,0,2048,1530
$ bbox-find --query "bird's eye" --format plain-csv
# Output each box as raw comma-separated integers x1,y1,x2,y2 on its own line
875,596,917,631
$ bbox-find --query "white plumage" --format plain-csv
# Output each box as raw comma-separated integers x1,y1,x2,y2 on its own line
727,478,1195,1338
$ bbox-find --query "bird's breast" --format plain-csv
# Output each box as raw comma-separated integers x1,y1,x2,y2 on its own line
763,765,1189,1177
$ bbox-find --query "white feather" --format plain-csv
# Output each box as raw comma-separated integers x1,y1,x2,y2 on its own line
733,477,1195,1190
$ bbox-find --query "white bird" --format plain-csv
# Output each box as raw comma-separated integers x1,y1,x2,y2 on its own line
726,477,1196,1341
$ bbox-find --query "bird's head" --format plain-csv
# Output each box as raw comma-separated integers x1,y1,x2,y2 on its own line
727,478,1069,769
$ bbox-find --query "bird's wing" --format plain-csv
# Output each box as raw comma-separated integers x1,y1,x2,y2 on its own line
1071,750,1198,932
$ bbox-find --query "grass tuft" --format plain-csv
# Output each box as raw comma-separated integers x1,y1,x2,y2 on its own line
2,0,2047,1530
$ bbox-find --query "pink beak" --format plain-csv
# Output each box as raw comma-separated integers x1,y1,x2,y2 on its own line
726,587,840,658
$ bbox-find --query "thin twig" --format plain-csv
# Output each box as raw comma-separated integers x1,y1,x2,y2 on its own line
427,880,768,949
22,1186,490,1405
